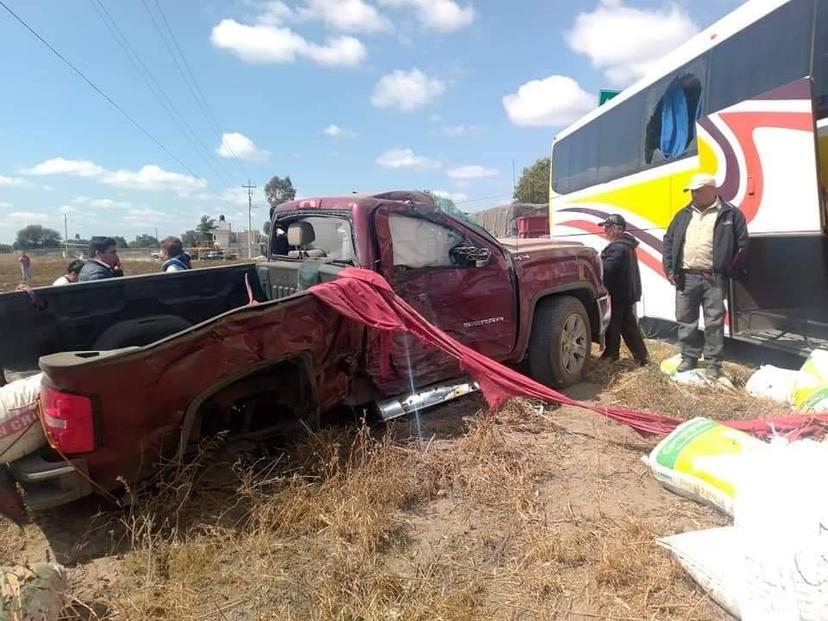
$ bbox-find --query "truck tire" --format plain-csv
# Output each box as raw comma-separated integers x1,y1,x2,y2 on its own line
528,296,591,388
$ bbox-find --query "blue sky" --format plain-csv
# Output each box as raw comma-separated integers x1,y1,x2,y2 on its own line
0,0,740,244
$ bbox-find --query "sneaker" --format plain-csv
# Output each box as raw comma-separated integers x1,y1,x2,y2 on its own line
706,366,722,379
677,358,697,373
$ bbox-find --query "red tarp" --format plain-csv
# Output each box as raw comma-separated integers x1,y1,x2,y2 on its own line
310,268,828,438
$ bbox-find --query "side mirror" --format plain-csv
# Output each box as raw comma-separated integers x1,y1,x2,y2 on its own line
474,249,492,267
453,245,492,268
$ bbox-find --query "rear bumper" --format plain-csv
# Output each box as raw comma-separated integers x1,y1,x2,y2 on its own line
7,454,92,513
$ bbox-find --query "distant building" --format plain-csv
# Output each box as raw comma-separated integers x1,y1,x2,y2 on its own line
214,215,232,248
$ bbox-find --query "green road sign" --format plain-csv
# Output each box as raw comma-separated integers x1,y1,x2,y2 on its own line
599,89,620,105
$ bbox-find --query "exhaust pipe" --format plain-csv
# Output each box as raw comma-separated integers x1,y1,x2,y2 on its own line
376,380,479,422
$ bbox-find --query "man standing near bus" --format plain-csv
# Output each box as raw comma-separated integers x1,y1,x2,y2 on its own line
598,214,649,366
662,173,749,378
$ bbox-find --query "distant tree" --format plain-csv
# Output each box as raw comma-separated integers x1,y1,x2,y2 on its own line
129,234,159,248
514,157,550,204
263,220,271,236
196,215,217,243
0,243,13,254
15,225,62,249
181,230,198,247
264,175,296,208
112,235,128,248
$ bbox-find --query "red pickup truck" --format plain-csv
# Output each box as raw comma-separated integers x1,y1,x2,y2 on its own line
0,191,609,522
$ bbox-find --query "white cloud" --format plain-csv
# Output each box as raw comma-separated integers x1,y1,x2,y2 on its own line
0,201,12,208
257,1,294,25
92,198,131,209
323,124,357,138
566,0,698,86
123,208,166,225
298,0,392,33
23,158,104,178
179,186,259,207
303,36,367,66
371,69,445,112
447,165,498,180
0,175,28,187
211,19,366,67
8,211,49,223
23,158,206,192
378,0,474,32
42,185,56,192
502,75,594,127
439,124,483,137
376,148,441,170
432,190,468,202
216,132,271,162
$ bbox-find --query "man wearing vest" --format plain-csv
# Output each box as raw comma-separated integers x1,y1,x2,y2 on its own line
662,173,749,378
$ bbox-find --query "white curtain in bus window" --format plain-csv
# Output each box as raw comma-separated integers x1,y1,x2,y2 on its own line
645,58,706,165
388,215,463,269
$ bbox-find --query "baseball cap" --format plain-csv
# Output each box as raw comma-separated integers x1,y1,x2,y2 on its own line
683,172,717,192
598,213,626,229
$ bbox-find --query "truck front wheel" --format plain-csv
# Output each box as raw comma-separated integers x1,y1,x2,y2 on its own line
528,296,591,388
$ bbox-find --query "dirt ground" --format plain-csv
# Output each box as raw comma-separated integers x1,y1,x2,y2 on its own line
0,339,785,620
0,253,247,292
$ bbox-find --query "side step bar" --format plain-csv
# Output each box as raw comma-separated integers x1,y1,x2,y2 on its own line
376,380,479,421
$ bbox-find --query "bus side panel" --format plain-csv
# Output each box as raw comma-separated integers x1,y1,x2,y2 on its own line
552,77,822,343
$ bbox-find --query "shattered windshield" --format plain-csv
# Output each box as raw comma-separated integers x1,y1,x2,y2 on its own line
273,216,355,263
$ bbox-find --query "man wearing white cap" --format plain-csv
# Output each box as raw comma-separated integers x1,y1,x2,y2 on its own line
662,173,749,377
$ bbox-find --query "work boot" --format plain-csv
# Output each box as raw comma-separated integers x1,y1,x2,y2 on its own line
636,358,651,367
677,358,697,373
706,366,723,379
600,353,619,362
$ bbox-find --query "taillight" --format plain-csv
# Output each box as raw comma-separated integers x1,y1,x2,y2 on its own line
41,386,95,454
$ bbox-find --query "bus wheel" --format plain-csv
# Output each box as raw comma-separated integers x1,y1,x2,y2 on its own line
528,296,590,388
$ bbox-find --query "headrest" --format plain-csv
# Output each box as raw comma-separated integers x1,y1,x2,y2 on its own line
287,221,315,246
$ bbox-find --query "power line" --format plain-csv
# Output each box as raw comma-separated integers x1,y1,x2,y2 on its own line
455,193,514,206
0,0,201,180
153,0,248,176
87,0,234,184
141,0,248,179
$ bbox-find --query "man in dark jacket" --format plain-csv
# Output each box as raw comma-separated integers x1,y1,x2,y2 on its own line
79,237,123,281
662,173,749,377
599,214,649,365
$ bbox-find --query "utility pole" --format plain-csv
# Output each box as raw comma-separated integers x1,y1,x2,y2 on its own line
155,227,159,245
63,213,68,259
242,179,257,259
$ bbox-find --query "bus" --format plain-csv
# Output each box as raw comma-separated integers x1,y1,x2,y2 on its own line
549,0,828,355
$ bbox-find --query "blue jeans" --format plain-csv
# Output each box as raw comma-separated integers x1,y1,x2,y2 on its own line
675,273,726,367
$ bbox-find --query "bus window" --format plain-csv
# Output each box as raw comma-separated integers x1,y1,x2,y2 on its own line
708,0,811,112
568,123,599,192
814,0,828,118
551,137,572,194
598,93,645,183
644,59,706,165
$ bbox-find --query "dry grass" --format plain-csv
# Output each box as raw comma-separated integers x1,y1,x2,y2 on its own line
45,401,727,621
0,254,249,292
587,340,793,422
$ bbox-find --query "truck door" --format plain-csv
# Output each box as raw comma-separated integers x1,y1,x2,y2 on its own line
374,207,517,363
